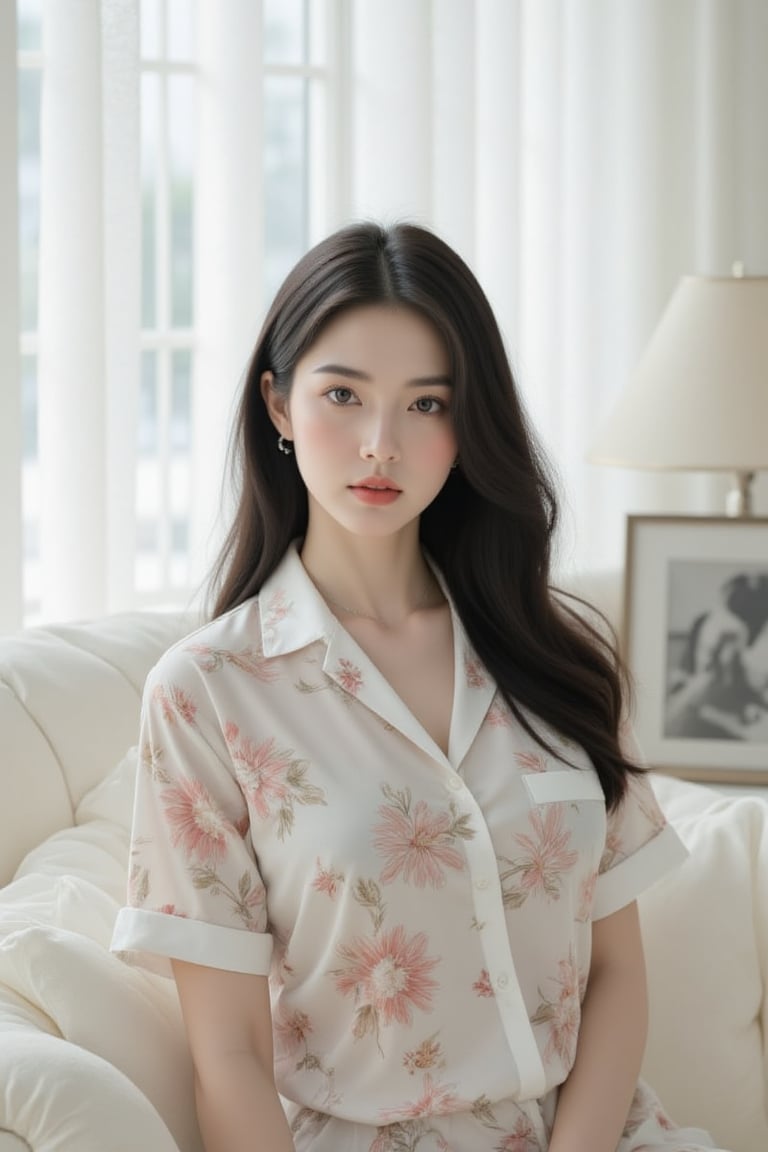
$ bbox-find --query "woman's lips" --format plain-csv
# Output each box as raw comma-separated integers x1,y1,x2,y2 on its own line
349,484,401,506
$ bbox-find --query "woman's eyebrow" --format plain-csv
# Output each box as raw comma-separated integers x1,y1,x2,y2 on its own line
312,363,452,387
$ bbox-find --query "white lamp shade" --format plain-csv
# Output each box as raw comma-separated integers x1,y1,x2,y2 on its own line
589,275,768,471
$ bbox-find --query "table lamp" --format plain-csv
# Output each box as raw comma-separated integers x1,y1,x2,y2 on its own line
588,270,768,516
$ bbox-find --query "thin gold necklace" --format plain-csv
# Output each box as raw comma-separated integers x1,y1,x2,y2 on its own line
321,585,444,625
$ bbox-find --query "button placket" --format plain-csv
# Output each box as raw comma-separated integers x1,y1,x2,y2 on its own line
455,778,548,1100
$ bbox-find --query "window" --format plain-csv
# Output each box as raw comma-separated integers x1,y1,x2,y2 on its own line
14,0,344,625
137,0,198,600
17,0,43,617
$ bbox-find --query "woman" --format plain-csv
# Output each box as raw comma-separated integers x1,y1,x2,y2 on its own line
112,222,721,1151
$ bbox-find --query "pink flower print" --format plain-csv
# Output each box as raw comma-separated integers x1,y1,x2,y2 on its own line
161,777,231,863
473,969,494,998
402,1035,444,1075
228,732,292,819
547,987,579,1065
531,950,583,1068
508,804,578,900
313,859,345,899
155,903,188,917
495,1116,539,1152
129,861,150,905
266,588,292,626
153,682,197,726
336,657,364,695
333,925,439,1031
274,1007,313,1054
486,698,513,727
515,750,548,773
186,644,279,682
600,826,623,872
464,651,487,688
225,725,326,836
576,869,597,922
373,791,466,889
556,951,583,1003
379,1073,462,1122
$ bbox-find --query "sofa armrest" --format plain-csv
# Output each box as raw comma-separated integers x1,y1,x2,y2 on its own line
0,1029,182,1152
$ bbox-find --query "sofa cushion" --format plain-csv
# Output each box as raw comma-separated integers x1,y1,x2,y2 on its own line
0,1028,184,1152
0,612,195,886
0,924,202,1152
641,775,768,1152
0,750,203,1152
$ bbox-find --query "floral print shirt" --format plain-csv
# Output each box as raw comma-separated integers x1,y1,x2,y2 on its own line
112,543,692,1152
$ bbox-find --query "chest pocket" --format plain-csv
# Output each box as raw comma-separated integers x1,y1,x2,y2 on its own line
522,769,605,806
520,769,607,871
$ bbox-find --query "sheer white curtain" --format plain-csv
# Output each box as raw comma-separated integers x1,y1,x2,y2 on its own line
0,4,22,632
349,0,768,573
6,0,768,631
36,0,140,622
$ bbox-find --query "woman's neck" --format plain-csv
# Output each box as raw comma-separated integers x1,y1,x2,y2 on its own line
299,521,443,627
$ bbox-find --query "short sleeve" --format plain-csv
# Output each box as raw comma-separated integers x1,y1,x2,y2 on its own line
110,657,272,978
592,727,688,921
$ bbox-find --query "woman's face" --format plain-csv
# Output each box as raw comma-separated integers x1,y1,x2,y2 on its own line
265,304,457,541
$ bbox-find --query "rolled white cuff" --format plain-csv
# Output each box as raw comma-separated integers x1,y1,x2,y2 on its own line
110,907,274,979
593,824,689,921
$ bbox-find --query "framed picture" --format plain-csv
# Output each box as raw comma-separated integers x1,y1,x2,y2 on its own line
623,515,768,784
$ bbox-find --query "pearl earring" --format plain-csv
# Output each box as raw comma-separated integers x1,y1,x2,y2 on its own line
278,435,293,455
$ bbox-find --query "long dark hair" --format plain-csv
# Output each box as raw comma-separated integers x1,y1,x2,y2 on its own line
209,221,640,809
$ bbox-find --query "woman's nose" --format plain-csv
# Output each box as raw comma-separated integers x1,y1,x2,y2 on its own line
359,414,400,462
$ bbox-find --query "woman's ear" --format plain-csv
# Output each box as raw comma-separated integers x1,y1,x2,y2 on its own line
260,371,292,439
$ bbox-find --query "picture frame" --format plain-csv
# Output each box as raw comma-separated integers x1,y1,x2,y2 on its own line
623,514,768,784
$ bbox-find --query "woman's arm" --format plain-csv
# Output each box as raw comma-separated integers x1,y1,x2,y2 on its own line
172,960,295,1152
547,901,648,1152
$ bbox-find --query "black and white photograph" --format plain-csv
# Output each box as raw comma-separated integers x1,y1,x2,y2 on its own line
664,563,768,742
624,516,768,784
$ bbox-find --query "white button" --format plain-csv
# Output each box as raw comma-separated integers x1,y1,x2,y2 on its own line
475,877,489,890
447,776,463,791
496,972,509,988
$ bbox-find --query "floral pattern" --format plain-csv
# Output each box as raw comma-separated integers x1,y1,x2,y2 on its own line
514,750,548,773
373,785,473,888
224,723,326,837
530,950,585,1068
152,682,197,726
332,926,440,1045
498,804,578,907
162,776,233,863
485,698,513,727
295,655,364,703
464,651,488,688
494,1117,540,1152
117,542,702,1152
402,1035,445,1076
273,1004,339,1106
473,968,494,998
576,869,598,922
186,643,279,682
313,859,345,898
379,1073,463,1122
336,657,364,695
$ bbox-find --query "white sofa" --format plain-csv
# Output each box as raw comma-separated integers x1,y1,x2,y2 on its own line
0,607,767,1152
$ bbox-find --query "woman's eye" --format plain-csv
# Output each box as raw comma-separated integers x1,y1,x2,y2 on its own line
411,396,444,414
326,387,357,405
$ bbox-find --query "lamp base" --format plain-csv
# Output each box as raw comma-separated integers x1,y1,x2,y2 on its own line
725,470,755,517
